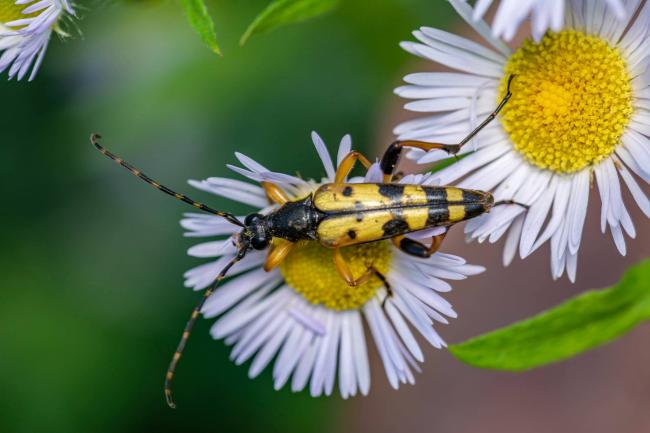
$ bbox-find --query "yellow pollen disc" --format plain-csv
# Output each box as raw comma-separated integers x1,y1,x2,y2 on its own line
500,30,633,173
0,0,38,24
280,240,392,311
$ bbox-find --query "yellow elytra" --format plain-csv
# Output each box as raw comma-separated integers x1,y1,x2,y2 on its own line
312,183,493,248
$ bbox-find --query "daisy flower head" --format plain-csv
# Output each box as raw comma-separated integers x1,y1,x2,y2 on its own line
0,0,75,81
394,0,650,282
180,132,485,399
471,0,626,41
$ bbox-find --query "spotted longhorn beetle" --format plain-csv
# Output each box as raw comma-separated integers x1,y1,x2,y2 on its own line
93,75,520,408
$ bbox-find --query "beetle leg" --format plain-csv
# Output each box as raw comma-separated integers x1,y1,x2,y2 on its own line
381,75,515,183
262,181,290,205
380,140,454,182
335,151,372,184
391,232,447,258
333,248,376,287
374,269,395,310
263,239,294,271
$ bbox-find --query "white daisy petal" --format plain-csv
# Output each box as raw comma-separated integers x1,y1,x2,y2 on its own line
288,307,326,336
209,281,278,338
231,292,293,364
181,213,241,237
385,300,424,362
336,134,353,168
291,339,319,392
187,239,235,258
519,176,558,257
567,170,590,255
188,179,268,208
503,214,524,266
400,40,503,78
566,251,578,283
364,300,399,389
337,312,355,399
611,223,628,255
249,317,293,378
311,131,336,181
273,325,309,390
471,0,626,41
364,163,383,183
449,0,512,55
349,311,370,395
418,26,507,64
618,161,650,217
616,145,650,183
202,269,280,319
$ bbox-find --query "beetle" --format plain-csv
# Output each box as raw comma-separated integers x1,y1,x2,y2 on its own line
93,75,518,408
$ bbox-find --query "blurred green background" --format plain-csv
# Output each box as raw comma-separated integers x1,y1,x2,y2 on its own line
0,1,458,432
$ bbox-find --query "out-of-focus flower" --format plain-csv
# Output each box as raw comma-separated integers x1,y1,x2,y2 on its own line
0,0,75,80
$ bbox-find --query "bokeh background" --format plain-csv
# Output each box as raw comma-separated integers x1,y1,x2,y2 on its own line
1,1,649,432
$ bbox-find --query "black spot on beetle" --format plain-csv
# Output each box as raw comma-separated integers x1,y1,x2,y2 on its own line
342,186,353,197
382,218,409,237
378,184,405,200
347,229,357,239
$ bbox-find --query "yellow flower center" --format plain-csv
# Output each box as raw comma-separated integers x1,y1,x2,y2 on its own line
0,0,38,24
280,240,392,310
500,30,633,173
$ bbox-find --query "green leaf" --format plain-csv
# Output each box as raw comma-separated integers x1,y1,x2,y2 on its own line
180,0,222,56
450,259,650,371
429,153,468,173
240,0,339,46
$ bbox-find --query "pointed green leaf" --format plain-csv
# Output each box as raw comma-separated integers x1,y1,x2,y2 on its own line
240,0,339,46
450,259,650,371
180,0,222,56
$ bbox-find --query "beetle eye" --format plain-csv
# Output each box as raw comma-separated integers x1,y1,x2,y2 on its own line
250,236,269,250
245,213,263,225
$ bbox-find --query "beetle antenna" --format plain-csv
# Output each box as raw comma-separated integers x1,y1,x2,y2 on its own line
494,199,529,210
454,74,515,150
164,247,248,409
91,133,245,228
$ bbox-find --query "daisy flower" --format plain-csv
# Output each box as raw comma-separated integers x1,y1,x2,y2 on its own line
181,132,484,398
394,0,650,282
0,0,75,81
471,0,626,41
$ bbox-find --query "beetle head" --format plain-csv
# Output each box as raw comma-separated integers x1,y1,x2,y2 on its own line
238,213,272,250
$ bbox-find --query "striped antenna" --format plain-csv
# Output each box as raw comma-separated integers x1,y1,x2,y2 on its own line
91,134,244,228
164,248,248,408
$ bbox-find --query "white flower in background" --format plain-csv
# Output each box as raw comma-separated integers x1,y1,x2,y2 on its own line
181,132,484,397
0,0,75,81
471,0,626,41
394,0,650,281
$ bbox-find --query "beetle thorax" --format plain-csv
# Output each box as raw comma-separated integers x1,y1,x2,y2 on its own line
267,196,323,242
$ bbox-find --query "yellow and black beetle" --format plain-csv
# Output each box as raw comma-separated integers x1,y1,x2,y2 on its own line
93,75,518,408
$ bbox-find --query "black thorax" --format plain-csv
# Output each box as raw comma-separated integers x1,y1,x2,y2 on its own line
265,195,325,242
